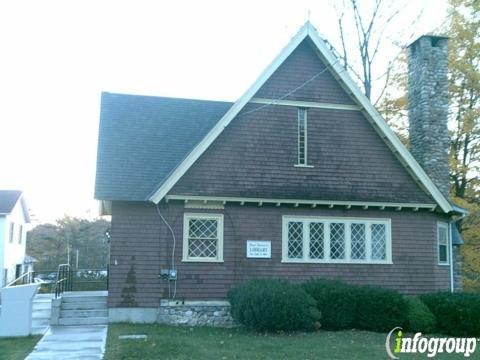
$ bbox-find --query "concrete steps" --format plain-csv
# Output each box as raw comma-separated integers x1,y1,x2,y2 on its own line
31,294,53,335
60,309,108,318
61,301,107,310
58,317,109,326
58,292,108,326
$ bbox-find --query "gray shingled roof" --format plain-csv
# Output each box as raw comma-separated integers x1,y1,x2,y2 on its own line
95,92,233,201
0,190,22,214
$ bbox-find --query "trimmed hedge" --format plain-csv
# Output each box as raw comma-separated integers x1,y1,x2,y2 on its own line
304,279,407,332
230,278,479,335
405,297,436,333
420,292,480,336
352,285,407,332
302,279,356,330
228,279,320,332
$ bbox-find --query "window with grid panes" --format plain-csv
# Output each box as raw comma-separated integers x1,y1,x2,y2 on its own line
183,214,224,262
283,217,391,263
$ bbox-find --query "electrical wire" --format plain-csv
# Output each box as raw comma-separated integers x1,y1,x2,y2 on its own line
152,59,343,300
156,203,177,299
238,59,341,118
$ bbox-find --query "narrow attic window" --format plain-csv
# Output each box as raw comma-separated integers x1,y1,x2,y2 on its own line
297,108,308,166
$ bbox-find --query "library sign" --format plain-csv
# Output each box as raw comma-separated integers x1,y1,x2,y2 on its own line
246,241,271,258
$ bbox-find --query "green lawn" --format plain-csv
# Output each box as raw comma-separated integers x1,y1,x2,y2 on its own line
0,335,41,360
106,324,480,360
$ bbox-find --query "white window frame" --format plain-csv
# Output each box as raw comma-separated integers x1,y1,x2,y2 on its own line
182,213,224,263
282,216,392,264
18,224,23,244
437,222,449,266
9,223,14,243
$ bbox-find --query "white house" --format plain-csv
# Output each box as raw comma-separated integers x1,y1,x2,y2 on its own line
0,190,31,287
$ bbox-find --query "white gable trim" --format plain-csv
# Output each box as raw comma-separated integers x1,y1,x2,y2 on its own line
149,22,453,214
148,23,310,204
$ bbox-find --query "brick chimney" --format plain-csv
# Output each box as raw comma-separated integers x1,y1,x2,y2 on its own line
407,35,450,197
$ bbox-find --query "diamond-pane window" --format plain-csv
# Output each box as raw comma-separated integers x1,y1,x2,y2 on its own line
183,215,223,261
371,224,386,260
330,223,345,259
288,221,303,259
309,222,324,259
283,218,390,263
351,223,366,260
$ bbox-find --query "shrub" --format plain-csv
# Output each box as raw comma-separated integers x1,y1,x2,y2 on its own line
352,285,407,332
228,279,320,332
405,297,436,333
304,279,407,332
420,292,480,336
303,279,357,330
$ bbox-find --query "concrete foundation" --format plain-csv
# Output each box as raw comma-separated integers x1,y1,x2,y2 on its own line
109,308,158,323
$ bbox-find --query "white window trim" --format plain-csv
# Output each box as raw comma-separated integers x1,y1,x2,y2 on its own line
18,224,23,244
182,213,224,263
296,108,311,167
437,222,450,266
282,215,392,264
9,223,14,243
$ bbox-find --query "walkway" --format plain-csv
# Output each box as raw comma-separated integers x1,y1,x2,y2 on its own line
25,325,108,360
26,291,108,360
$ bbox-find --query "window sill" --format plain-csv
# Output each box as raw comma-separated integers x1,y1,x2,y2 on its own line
281,259,393,265
182,258,224,263
438,262,450,266
294,164,314,168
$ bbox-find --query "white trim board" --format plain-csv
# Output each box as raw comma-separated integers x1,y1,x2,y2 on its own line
165,195,437,211
250,98,360,111
148,22,453,214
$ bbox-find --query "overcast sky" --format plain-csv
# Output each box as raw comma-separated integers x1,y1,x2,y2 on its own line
0,0,448,224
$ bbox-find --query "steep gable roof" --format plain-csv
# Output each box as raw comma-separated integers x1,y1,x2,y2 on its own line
0,190,30,222
0,190,22,214
95,93,232,200
147,22,453,213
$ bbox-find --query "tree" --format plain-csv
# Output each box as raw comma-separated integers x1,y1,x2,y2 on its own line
378,0,480,292
451,197,480,292
333,0,421,104
27,216,110,272
447,0,480,200
379,0,480,201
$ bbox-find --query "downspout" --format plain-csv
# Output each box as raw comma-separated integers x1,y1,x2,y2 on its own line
449,213,467,293
449,220,454,293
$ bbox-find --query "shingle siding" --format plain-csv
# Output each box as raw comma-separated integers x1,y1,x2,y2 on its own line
169,40,432,203
170,105,432,203
255,39,355,105
104,35,448,310
108,201,449,308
